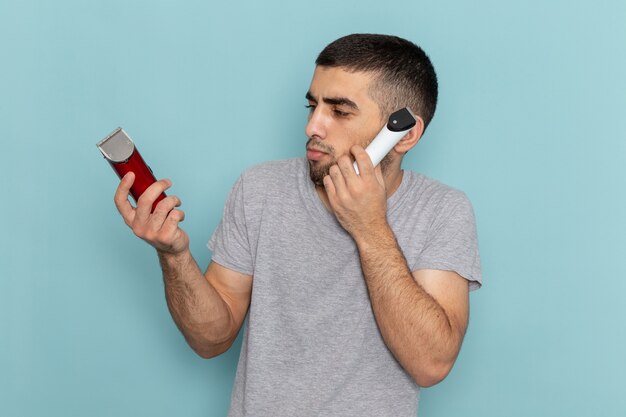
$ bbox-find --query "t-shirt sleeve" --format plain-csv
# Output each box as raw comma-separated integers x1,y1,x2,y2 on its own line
412,190,482,291
207,175,254,276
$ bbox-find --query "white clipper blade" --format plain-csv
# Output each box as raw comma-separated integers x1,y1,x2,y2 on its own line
354,107,416,174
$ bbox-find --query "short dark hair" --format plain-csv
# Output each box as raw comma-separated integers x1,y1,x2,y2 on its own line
316,34,438,129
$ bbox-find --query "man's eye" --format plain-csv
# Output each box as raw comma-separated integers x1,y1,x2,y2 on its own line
305,104,316,112
333,109,350,117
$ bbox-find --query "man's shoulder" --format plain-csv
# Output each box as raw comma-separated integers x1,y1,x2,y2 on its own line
240,158,306,183
234,158,307,201
395,171,475,223
404,171,470,204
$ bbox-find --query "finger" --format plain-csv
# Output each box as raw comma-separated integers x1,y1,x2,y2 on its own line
336,155,357,186
135,179,173,224
159,209,186,239
373,164,385,188
322,174,337,206
114,172,136,225
352,145,375,178
328,164,347,197
149,195,182,232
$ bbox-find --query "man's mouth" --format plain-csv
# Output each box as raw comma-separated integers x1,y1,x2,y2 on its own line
306,139,333,162
306,148,327,161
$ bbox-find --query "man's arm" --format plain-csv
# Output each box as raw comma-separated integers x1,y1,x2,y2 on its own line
323,146,469,387
354,226,468,387
114,172,252,358
158,253,252,358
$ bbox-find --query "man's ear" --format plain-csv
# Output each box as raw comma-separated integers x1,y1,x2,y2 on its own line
394,116,425,154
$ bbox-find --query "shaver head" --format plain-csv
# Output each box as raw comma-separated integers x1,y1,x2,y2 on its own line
387,108,417,132
96,128,135,163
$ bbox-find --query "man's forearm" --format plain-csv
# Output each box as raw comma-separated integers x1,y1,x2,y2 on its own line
354,225,463,387
157,250,236,358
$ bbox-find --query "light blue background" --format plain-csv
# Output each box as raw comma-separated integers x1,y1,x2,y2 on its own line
1,0,625,416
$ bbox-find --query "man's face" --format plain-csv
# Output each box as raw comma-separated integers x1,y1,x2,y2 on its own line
305,66,385,186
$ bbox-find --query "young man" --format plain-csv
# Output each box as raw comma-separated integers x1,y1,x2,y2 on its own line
114,34,481,417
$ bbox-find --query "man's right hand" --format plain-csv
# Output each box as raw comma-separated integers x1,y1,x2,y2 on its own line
114,172,189,255
114,171,252,358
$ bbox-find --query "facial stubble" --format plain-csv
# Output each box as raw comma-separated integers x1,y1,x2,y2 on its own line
306,137,392,186
307,138,336,186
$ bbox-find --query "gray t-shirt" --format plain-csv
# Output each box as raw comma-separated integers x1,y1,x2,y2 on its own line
208,158,481,417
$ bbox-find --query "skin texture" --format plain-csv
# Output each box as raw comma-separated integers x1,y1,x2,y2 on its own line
114,66,470,387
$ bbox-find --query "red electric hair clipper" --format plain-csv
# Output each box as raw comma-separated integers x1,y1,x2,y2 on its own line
97,128,166,212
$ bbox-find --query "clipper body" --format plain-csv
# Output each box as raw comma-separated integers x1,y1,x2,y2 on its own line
97,128,166,211
354,107,417,174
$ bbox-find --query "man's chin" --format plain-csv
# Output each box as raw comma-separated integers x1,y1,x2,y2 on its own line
308,160,331,186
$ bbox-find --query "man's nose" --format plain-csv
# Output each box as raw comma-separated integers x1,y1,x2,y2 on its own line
305,108,327,140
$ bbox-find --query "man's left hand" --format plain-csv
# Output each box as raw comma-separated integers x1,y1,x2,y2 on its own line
323,145,388,238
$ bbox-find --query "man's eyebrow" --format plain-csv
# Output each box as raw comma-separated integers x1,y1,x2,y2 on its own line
323,97,359,110
305,91,359,110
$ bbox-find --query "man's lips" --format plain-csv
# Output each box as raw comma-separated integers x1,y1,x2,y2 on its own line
306,148,328,161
